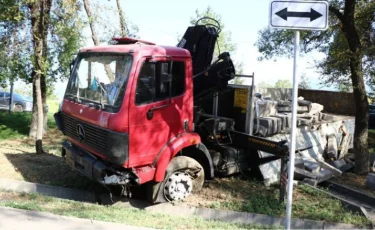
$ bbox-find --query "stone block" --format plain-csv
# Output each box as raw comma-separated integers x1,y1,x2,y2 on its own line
365,173,375,190
332,159,346,169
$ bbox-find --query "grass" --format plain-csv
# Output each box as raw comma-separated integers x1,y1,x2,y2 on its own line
0,190,278,230
0,100,58,140
204,179,369,227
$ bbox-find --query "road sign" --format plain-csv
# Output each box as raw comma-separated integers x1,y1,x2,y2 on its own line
270,0,329,30
268,1,329,229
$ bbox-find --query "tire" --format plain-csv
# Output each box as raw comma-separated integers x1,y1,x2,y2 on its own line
146,156,205,204
13,104,24,112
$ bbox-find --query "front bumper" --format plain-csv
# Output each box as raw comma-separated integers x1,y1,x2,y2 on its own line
62,141,139,185
62,141,106,182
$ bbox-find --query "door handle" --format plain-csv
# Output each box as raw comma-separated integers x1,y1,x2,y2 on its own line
147,109,154,120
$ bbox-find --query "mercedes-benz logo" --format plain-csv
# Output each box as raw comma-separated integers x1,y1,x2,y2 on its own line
76,124,85,141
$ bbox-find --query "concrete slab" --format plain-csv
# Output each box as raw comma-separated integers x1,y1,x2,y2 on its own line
0,178,96,203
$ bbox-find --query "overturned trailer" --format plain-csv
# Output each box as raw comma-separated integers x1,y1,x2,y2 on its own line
199,85,355,186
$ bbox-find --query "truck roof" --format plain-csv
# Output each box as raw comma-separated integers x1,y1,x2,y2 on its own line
79,43,191,58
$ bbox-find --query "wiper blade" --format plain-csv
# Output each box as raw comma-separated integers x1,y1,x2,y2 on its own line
88,102,101,110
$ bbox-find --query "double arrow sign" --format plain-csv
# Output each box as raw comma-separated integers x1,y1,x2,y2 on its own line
276,7,322,22
270,1,329,30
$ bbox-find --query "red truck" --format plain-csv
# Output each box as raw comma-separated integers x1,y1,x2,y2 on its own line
55,20,288,203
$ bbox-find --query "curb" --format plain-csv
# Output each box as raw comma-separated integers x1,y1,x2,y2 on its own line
0,178,365,229
0,178,96,203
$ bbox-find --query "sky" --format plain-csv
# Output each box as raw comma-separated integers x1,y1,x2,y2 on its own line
47,0,336,99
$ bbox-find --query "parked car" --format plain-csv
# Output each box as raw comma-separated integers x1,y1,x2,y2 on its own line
24,95,49,113
0,91,33,112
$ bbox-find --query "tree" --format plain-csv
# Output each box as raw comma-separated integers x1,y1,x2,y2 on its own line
275,79,292,88
1,0,82,153
189,6,243,75
29,0,82,138
257,81,274,89
28,0,53,154
116,0,126,37
86,0,139,43
298,74,311,89
256,0,375,174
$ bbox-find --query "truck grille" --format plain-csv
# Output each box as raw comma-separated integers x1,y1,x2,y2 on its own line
62,113,108,154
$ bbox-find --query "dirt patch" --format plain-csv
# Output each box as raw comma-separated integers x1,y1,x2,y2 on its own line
184,177,278,208
331,172,375,197
0,141,94,191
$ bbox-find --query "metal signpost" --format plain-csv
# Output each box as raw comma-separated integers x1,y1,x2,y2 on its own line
269,1,329,229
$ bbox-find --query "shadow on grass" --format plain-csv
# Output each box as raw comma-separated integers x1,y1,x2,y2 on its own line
2,150,157,209
4,152,95,191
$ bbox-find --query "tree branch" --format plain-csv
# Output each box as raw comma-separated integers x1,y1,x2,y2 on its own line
329,6,344,22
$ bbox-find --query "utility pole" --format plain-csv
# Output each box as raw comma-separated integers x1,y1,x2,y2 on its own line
9,81,14,114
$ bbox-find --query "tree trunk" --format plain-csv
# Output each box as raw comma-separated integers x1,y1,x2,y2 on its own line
29,0,51,139
341,0,369,174
29,71,37,138
83,0,114,82
30,73,48,137
42,66,48,134
351,54,369,174
35,74,45,154
116,0,126,37
29,0,51,154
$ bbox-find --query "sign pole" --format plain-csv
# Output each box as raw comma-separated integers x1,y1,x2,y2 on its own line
285,30,300,230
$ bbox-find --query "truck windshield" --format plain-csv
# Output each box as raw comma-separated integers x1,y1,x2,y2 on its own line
65,53,132,112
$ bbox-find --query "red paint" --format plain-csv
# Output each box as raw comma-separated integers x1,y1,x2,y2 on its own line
127,56,194,168
112,37,155,45
64,43,199,183
132,166,156,184
153,133,202,182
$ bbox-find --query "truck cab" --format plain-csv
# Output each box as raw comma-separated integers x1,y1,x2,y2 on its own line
56,38,214,203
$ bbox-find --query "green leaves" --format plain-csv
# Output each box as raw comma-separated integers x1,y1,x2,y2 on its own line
255,0,375,90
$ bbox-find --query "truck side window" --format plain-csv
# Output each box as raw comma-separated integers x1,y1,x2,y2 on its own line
135,61,185,105
136,62,155,105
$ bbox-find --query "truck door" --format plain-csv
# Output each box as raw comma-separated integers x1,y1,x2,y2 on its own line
128,58,188,167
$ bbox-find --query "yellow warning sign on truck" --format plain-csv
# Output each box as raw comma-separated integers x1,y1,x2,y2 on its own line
234,88,248,110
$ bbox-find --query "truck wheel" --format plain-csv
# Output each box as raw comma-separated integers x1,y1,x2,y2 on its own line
147,156,205,203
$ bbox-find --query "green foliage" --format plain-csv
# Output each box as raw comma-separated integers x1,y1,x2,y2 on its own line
87,0,139,44
298,74,311,89
275,79,292,88
0,0,82,87
257,80,293,89
189,6,243,75
255,0,375,90
257,81,274,89
190,6,235,58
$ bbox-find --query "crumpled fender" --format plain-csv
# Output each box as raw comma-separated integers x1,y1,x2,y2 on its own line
153,132,211,182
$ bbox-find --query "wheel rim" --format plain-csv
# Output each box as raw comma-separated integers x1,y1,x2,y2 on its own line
14,105,23,112
164,172,193,201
